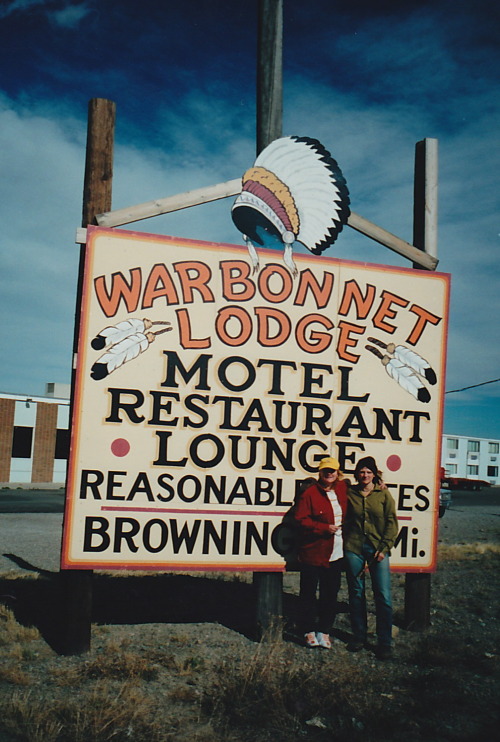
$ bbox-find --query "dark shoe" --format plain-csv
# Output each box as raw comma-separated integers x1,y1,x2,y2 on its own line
347,641,364,652
375,645,393,660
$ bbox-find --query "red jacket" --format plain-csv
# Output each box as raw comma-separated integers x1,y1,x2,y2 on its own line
294,480,348,567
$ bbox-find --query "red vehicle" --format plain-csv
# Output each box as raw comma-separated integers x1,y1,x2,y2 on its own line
440,467,490,491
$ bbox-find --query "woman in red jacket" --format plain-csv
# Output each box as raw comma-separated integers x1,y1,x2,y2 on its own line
294,456,348,648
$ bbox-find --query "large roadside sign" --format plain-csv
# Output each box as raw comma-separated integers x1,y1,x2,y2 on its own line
61,226,450,572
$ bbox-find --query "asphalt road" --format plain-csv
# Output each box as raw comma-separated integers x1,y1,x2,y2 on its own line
0,485,499,512
0,488,66,513
446,488,500,508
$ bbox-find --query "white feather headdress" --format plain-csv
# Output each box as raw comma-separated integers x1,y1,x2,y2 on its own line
232,136,350,265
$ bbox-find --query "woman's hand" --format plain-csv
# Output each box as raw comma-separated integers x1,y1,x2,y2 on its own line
374,551,385,561
328,524,340,534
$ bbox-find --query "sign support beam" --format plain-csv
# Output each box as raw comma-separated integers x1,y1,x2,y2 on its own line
61,98,116,654
95,193,438,270
253,0,284,638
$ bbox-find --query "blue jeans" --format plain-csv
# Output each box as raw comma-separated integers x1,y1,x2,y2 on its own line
345,543,393,647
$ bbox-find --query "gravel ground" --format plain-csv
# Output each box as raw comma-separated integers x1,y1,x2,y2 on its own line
0,513,64,575
0,493,499,741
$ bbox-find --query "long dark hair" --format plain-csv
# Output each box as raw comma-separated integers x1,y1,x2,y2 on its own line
354,456,381,485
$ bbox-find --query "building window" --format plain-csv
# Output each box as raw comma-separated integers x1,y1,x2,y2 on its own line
467,440,480,453
488,443,499,454
447,438,458,450
446,464,457,474
467,465,479,476
487,466,498,478
55,429,69,460
12,426,33,458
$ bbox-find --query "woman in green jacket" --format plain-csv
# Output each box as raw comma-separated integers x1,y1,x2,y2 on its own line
344,456,399,659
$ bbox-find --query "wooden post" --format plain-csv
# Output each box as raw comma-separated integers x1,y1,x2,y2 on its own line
412,138,438,267
253,0,284,638
82,98,116,227
404,138,438,631
256,0,283,156
60,98,116,655
59,569,94,655
404,571,432,631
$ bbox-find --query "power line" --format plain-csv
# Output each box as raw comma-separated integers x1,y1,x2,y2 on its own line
446,378,500,394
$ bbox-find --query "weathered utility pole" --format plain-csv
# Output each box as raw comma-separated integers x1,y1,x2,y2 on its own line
254,0,284,637
60,98,116,654
82,99,116,228
405,137,438,631
256,0,283,155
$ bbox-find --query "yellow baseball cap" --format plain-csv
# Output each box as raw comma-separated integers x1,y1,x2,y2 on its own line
318,457,340,470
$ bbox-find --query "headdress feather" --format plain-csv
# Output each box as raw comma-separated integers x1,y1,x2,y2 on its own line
232,135,350,276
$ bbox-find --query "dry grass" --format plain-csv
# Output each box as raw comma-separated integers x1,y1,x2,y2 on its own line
408,634,497,674
0,606,40,688
205,623,499,741
0,665,33,686
206,626,388,741
0,537,499,742
0,604,40,646
50,641,179,686
0,683,170,742
438,541,500,560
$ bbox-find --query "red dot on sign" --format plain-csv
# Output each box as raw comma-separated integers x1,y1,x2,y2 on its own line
111,439,130,457
386,455,401,472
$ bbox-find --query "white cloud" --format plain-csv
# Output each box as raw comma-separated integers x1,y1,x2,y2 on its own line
0,0,47,19
0,0,90,26
50,2,91,28
0,49,498,437
0,97,84,392
281,72,500,409
0,92,253,395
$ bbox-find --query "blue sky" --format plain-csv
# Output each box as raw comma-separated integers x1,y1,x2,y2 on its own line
0,0,499,439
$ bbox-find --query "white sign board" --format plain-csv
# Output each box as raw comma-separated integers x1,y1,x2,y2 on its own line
61,226,450,572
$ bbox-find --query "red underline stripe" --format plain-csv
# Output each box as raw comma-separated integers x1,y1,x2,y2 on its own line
100,506,413,521
101,506,286,516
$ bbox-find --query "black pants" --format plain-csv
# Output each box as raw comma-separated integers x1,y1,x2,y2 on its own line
299,560,343,634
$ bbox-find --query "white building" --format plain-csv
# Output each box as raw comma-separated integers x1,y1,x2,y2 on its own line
441,434,500,486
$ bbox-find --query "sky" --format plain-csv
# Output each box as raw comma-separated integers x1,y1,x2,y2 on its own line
0,0,499,439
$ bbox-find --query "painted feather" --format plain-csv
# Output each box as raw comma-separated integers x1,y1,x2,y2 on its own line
91,318,171,350
91,332,151,380
366,345,430,403
391,346,437,385
383,357,431,403
91,318,148,350
367,337,437,385
90,325,172,380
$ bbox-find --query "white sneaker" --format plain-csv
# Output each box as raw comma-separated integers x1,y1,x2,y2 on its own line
316,632,332,649
304,631,319,648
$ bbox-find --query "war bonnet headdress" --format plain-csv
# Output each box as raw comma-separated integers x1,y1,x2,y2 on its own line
232,135,350,276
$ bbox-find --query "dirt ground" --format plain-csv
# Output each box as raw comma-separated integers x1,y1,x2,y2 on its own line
0,493,498,741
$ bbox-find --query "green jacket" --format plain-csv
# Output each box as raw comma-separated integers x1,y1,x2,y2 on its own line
344,485,399,556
